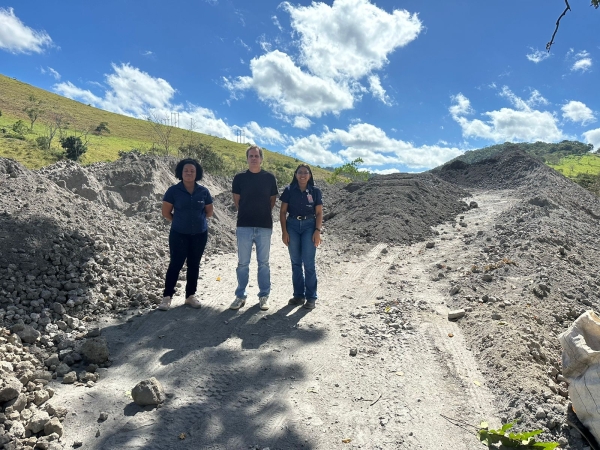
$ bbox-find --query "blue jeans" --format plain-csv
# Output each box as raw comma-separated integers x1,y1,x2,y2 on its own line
235,227,272,298
286,217,317,300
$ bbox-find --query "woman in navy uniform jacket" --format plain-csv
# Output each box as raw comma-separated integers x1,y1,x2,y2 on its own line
159,158,213,310
279,164,323,310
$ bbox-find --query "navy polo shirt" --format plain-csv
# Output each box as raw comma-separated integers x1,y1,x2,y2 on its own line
163,182,213,234
280,184,323,217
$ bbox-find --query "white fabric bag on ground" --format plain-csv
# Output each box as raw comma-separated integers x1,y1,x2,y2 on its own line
559,310,600,442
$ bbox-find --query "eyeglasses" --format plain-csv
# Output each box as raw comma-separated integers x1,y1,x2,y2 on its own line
296,171,310,175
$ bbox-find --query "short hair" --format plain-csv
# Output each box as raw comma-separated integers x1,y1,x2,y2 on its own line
246,145,263,159
175,158,203,181
290,164,315,188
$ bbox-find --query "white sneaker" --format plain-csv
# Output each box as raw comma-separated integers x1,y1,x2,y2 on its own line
185,295,201,308
158,296,171,311
229,297,246,310
259,296,270,311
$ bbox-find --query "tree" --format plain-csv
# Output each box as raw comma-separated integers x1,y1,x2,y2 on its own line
94,121,110,135
147,113,174,155
24,95,44,131
60,136,87,161
39,112,70,150
326,158,370,184
547,0,599,51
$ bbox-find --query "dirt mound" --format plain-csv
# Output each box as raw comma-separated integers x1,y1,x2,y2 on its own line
433,147,551,189
38,153,237,253
321,173,470,247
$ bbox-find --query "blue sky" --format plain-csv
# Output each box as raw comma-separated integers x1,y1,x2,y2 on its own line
1,0,599,173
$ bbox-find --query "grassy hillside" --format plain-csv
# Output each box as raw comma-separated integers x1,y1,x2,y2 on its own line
0,74,328,183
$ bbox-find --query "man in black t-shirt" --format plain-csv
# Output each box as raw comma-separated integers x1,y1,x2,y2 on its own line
230,145,278,311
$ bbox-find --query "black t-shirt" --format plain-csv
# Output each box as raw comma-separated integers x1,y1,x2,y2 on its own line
232,170,278,228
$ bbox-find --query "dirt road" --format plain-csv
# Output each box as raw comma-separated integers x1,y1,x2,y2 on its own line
51,191,510,449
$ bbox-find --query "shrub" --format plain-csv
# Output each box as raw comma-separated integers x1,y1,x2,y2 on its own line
60,136,87,161
178,143,227,175
11,120,28,136
36,136,51,149
94,122,110,135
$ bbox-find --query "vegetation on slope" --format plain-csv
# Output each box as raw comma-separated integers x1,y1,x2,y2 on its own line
0,74,328,185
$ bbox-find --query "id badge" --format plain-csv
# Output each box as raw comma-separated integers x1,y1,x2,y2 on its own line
307,193,314,203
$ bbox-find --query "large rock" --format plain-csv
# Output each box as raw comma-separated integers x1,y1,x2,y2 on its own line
80,337,109,364
16,325,40,344
0,376,23,402
44,417,64,437
27,410,50,434
131,377,165,406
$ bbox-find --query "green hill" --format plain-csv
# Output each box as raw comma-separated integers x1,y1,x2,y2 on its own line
0,74,327,184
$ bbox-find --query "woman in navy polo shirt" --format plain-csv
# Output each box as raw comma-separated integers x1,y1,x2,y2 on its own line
159,158,213,311
279,164,323,310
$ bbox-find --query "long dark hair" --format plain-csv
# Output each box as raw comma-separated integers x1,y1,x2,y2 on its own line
290,164,314,188
175,158,203,181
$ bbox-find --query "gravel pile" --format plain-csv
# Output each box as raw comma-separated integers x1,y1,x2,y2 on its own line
0,155,238,449
321,173,470,248
432,148,600,447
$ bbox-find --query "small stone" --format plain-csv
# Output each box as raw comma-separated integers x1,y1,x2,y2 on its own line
349,348,358,357
98,412,109,422
425,242,435,249
448,310,466,320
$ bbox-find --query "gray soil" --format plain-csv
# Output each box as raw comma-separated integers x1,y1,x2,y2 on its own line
1,149,599,449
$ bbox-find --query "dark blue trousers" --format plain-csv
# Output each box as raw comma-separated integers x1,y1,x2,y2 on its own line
163,229,208,298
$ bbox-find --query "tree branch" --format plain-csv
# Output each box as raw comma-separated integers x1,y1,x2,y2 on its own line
546,0,571,52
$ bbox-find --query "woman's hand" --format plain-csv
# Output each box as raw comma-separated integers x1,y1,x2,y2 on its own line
282,231,290,246
313,230,321,247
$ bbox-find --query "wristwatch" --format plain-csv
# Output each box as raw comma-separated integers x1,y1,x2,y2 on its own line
315,228,321,232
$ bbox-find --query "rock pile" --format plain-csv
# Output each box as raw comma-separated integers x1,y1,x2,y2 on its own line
0,155,238,449
432,149,600,447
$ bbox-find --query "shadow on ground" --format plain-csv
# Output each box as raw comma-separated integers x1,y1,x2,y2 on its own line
87,302,323,449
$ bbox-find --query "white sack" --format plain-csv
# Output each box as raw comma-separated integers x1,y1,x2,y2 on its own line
559,310,600,442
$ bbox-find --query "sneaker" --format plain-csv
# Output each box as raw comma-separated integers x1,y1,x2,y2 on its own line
303,299,316,310
158,296,172,311
229,297,246,310
288,296,305,306
185,294,201,308
259,296,270,311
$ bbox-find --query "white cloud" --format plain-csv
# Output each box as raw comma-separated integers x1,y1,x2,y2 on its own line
368,75,391,105
283,0,422,80
562,101,596,125
450,91,564,143
285,122,463,169
0,7,52,54
499,86,548,110
286,133,344,166
243,121,288,145
142,50,154,57
227,0,421,120
526,48,550,63
52,63,296,144
369,168,400,175
293,116,313,129
583,128,600,150
572,58,592,72
53,81,102,105
56,64,176,117
272,15,283,32
449,93,473,116
235,38,251,52
47,67,60,80
226,50,354,117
